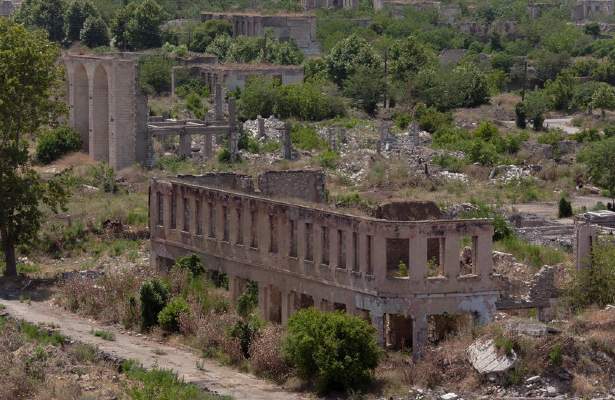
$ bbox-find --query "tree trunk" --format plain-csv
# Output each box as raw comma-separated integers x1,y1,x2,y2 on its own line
2,234,17,277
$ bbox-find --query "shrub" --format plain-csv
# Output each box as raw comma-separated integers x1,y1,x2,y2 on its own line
291,125,327,151
558,197,573,218
80,16,109,48
236,282,258,318
548,344,563,367
138,54,174,95
317,149,340,169
460,201,513,241
35,126,81,164
230,315,263,358
140,279,169,330
158,297,190,332
174,254,205,276
87,163,118,193
569,239,615,309
283,308,380,393
249,325,290,379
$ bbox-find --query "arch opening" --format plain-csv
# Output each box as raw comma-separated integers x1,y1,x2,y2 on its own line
73,64,89,151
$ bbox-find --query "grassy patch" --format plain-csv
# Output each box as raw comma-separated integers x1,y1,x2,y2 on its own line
19,321,65,346
121,360,231,400
496,236,567,268
92,329,115,341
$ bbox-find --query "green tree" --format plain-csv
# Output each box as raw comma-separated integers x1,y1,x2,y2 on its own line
591,84,615,119
238,77,279,120
15,0,67,42
80,16,109,48
545,71,575,112
584,22,601,38
0,20,69,276
205,33,233,61
343,67,385,115
524,90,551,131
112,0,165,50
325,34,381,87
283,308,380,393
65,0,99,42
389,35,434,82
578,137,615,202
189,19,232,53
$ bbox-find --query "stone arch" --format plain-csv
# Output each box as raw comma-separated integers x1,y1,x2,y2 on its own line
91,64,110,162
72,63,90,151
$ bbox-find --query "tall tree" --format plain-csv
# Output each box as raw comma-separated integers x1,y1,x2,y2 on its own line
14,0,67,42
0,20,69,276
578,137,615,204
591,83,615,119
325,34,381,87
65,0,99,42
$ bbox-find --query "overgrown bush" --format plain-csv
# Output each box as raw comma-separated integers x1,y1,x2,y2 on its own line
569,239,615,309
249,325,291,380
175,254,205,276
87,163,118,193
35,126,81,164
283,308,380,393
158,297,190,332
291,125,327,151
138,54,174,95
140,279,169,330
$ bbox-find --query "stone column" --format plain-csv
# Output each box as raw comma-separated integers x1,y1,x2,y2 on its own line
257,115,266,138
179,130,192,158
214,83,224,121
370,312,385,346
412,313,428,358
281,121,292,160
258,283,269,321
228,97,239,162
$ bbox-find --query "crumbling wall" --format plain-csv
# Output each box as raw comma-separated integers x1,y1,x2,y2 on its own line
372,201,442,221
177,173,254,193
257,170,326,203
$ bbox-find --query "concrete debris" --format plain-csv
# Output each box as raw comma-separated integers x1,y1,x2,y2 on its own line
504,318,551,337
437,171,468,183
489,164,539,183
440,393,458,400
81,184,100,193
526,375,541,383
243,115,285,140
467,338,517,374
444,203,478,219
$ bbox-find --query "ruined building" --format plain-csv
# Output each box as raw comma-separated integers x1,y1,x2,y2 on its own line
301,0,358,10
572,0,614,20
149,172,500,354
200,12,319,54
64,53,149,171
575,210,615,269
172,63,304,93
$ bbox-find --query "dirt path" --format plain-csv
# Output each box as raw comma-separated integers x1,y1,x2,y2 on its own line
0,298,310,400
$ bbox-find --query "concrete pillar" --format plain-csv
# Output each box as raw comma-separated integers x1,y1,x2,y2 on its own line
370,312,385,346
444,234,460,278
229,275,240,303
258,283,269,321
257,115,265,138
214,83,224,121
201,134,213,159
412,313,428,358
228,97,239,163
281,121,292,160
179,131,192,158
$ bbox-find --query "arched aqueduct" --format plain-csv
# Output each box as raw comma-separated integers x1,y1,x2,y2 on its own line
64,54,148,170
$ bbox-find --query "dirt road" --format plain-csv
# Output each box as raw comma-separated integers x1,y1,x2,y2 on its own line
0,298,309,400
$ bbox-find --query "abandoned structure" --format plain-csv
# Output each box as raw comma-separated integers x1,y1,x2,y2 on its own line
527,1,558,19
575,210,615,269
200,12,319,54
64,53,148,170
0,0,17,16
172,63,305,93
149,172,500,354
572,0,614,20
301,0,358,10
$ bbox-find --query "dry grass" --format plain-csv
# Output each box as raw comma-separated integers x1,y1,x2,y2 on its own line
249,325,291,381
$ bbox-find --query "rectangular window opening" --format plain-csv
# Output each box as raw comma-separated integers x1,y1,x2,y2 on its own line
222,205,229,242
305,223,313,261
352,232,359,272
269,214,278,253
366,235,373,275
170,191,177,229
250,209,258,248
183,197,190,232
195,199,202,235
289,219,297,257
236,208,243,245
337,230,346,269
427,237,445,277
157,192,164,226
459,235,477,275
208,202,216,238
387,238,410,278
321,226,329,266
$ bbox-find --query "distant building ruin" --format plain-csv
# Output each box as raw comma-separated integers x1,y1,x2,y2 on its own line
172,63,304,93
0,0,18,16
200,11,320,54
575,210,615,269
301,0,358,10
64,53,148,170
572,0,614,21
149,173,500,355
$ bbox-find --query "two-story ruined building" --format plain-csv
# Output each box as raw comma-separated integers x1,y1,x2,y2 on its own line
149,172,500,355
